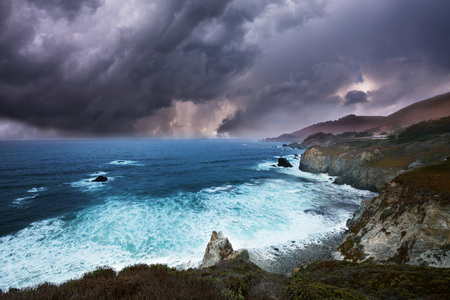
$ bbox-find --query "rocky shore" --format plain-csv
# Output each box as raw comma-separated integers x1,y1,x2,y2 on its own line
335,160,450,267
300,145,404,192
296,132,450,269
252,231,346,275
299,133,450,192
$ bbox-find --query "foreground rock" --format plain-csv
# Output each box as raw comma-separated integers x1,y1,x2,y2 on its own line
277,157,293,168
336,161,450,267
92,176,108,182
201,231,249,268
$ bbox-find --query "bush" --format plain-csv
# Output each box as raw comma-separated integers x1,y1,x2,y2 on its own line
398,116,450,143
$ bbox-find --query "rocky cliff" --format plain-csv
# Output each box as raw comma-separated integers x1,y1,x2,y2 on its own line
300,145,405,192
299,133,450,192
336,161,450,267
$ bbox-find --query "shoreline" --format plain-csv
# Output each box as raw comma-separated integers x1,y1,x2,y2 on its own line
250,230,346,275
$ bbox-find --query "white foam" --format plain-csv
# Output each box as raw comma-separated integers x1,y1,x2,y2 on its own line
109,160,143,166
12,195,38,208
90,171,108,177
202,185,236,193
0,177,375,290
27,187,47,193
70,176,114,191
255,157,333,182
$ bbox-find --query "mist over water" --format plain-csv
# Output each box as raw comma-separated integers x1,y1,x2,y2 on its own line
0,139,376,290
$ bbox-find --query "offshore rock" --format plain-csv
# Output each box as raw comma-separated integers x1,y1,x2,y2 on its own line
278,157,293,168
92,176,108,182
336,161,450,267
201,231,249,268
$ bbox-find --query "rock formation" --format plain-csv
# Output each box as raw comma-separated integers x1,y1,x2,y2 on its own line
277,157,293,168
201,231,249,268
300,146,404,192
336,161,450,267
92,176,108,182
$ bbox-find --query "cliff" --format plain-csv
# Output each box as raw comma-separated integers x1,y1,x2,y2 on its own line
299,133,450,192
300,145,404,192
336,160,450,267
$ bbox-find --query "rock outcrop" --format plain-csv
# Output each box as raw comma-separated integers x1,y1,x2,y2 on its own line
92,176,108,182
300,146,404,192
201,231,249,268
336,161,450,267
277,157,293,168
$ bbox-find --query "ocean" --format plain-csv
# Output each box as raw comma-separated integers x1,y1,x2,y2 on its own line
0,139,376,290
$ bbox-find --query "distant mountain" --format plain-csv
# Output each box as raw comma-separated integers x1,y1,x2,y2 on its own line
264,92,450,142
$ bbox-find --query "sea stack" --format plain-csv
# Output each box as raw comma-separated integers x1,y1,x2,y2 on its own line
201,231,249,268
278,157,293,168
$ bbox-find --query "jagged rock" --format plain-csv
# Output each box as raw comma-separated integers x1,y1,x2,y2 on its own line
201,231,234,268
277,157,293,168
336,162,450,267
201,231,249,268
300,146,404,192
92,176,108,182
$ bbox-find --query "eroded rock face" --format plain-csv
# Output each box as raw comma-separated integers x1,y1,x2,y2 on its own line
201,231,249,268
336,165,450,268
300,146,404,192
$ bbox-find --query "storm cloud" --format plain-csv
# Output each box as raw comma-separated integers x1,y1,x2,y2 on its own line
1,0,450,138
345,90,367,106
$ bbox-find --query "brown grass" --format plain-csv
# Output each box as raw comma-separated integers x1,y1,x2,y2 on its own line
2,259,450,300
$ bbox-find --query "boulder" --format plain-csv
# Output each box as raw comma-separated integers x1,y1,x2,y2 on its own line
201,231,249,268
92,176,108,182
277,157,293,168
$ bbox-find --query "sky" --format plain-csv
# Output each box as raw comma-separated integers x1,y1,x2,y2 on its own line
1,0,450,139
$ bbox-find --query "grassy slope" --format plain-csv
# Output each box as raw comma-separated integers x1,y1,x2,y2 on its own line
1,258,450,300
306,132,450,171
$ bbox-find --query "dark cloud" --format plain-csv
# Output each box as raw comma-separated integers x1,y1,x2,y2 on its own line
1,0,450,138
217,62,356,136
217,0,450,136
27,0,103,19
344,90,367,106
0,0,265,136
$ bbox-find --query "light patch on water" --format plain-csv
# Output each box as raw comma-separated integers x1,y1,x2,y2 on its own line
27,187,47,193
11,195,38,208
255,155,335,182
70,174,115,191
0,176,376,290
90,171,108,177
109,160,143,166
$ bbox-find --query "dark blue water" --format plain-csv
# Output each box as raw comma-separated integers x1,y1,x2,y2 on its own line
0,139,283,235
0,139,376,290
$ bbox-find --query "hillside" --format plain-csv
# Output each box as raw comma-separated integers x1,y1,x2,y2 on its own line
265,92,450,142
2,256,450,299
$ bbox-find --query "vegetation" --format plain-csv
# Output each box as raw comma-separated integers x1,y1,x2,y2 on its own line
394,159,450,205
397,116,450,143
2,259,449,299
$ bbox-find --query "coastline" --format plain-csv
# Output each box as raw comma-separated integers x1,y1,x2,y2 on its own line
252,230,346,275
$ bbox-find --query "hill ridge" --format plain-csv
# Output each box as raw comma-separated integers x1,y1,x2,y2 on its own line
264,92,450,142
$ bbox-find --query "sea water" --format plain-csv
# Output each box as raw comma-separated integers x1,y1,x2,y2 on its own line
0,139,376,290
